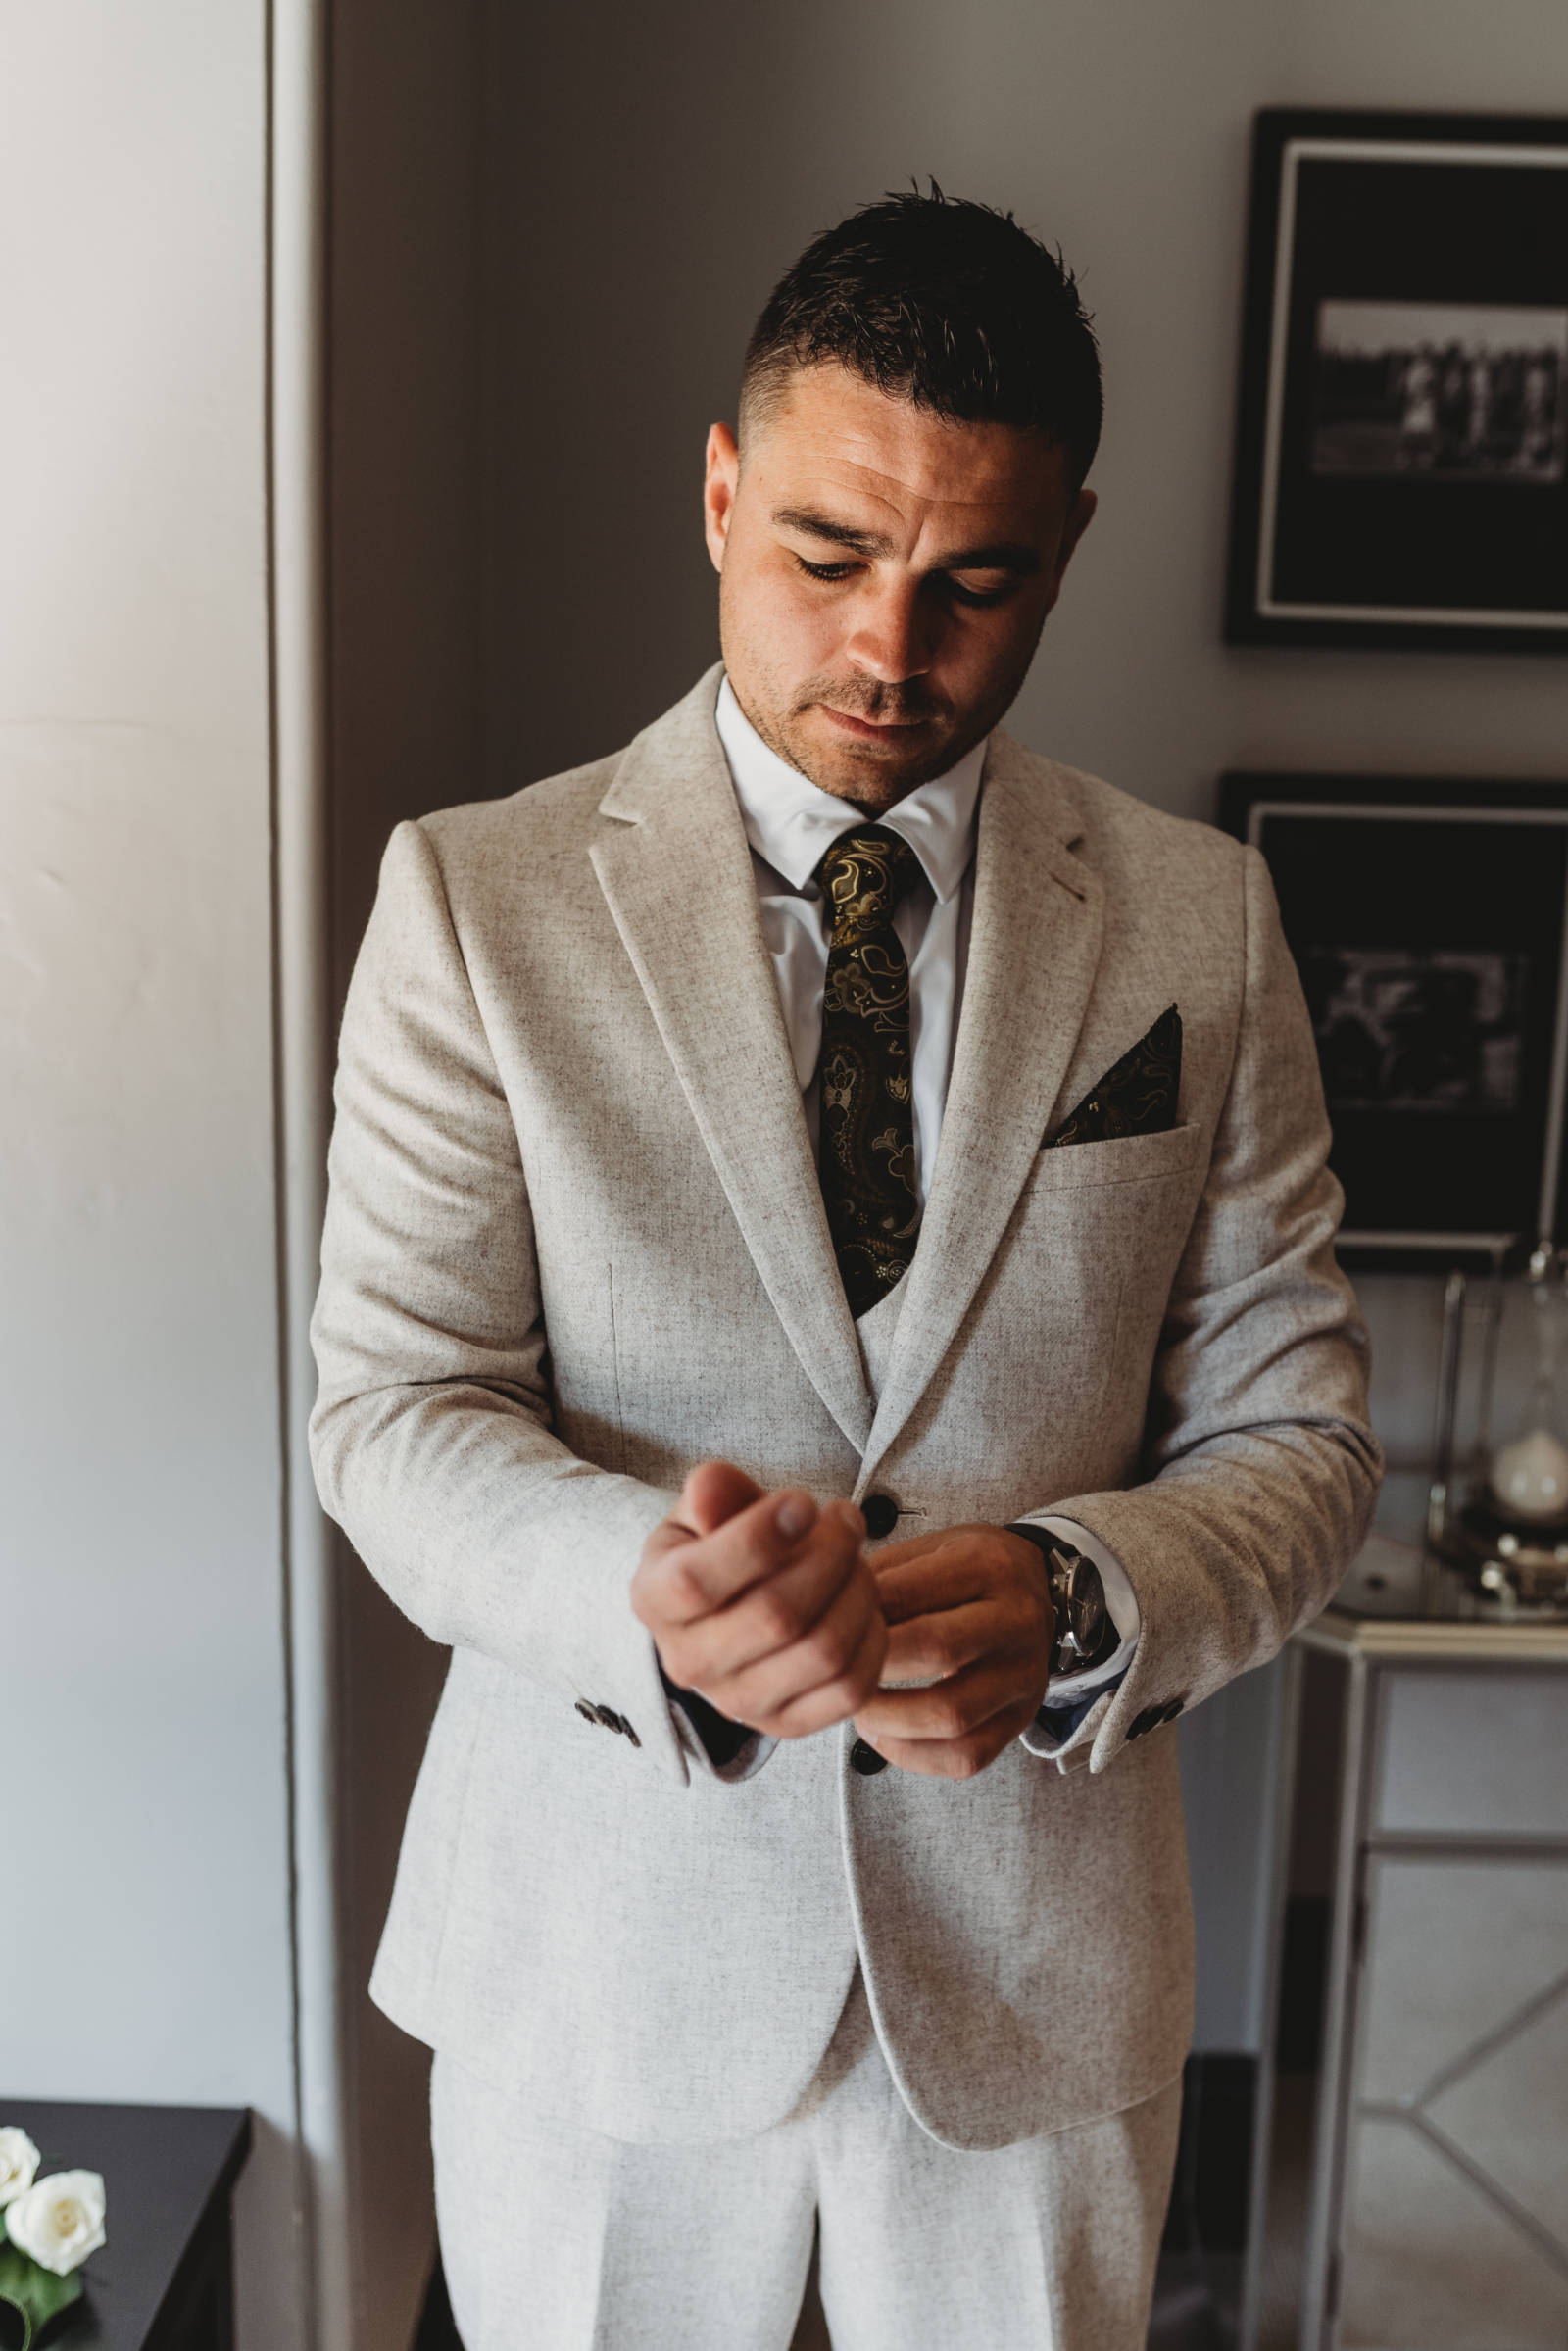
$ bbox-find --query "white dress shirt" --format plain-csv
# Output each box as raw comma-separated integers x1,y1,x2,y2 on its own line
709,679,1139,1764
715,674,981,1200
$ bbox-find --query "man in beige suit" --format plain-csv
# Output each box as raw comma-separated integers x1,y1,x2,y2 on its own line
311,190,1379,2350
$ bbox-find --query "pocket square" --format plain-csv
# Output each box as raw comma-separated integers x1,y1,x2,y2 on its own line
1047,1004,1181,1148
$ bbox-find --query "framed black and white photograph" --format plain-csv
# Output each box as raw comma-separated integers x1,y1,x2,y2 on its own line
1225,111,1568,652
1219,773,1568,1265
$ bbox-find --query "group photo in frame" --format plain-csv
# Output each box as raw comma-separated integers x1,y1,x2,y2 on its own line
1219,772,1568,1265
1225,109,1568,651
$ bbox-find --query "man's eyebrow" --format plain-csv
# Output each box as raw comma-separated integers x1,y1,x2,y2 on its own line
772,507,894,558
771,507,1040,575
933,540,1041,576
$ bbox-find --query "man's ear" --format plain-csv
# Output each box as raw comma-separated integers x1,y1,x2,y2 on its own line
703,422,740,575
1038,485,1097,622
1053,487,1097,588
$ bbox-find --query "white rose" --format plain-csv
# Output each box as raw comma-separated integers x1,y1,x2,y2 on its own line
0,2130,39,2208
4,2172,107,2277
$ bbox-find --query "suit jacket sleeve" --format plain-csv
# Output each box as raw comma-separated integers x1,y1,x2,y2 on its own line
1047,844,1382,1773
309,819,693,1785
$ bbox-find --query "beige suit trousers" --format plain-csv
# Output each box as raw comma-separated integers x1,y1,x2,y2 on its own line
431,1968,1181,2351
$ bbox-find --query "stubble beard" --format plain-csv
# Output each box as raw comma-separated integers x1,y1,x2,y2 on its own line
729,663,1005,811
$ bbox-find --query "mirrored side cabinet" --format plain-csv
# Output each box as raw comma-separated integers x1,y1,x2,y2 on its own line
1246,1610,1568,2351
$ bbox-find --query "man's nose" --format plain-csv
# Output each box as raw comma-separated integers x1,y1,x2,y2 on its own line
845,582,936,683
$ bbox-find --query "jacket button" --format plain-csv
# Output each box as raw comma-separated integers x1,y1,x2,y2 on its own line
591,1704,622,1733
850,1738,889,1776
1126,1705,1162,1740
620,1719,641,1747
574,1699,597,1723
861,1493,899,1540
1162,1696,1186,1724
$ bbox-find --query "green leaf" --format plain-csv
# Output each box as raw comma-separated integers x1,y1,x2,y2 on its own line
0,2243,84,2351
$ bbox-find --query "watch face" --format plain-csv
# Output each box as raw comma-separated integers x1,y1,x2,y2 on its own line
1072,1557,1106,1645
1052,1549,1107,1667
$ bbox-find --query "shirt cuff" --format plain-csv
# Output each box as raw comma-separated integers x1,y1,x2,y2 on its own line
660,1668,775,1783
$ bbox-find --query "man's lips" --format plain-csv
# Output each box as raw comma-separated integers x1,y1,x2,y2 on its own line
817,706,938,742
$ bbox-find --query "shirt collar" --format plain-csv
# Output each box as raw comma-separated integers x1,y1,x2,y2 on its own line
714,674,984,904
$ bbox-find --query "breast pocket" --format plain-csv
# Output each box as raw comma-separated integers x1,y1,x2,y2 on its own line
1031,1120,1206,1193
979,1123,1210,1490
1017,1123,1208,1306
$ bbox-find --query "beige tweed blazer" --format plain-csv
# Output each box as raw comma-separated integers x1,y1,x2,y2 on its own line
310,666,1380,2150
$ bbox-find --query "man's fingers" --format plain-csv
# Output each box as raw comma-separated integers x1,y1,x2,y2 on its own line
871,1548,989,1626
712,1566,885,1736
638,1486,830,1625
878,1600,995,1687
762,1587,890,1740
859,1528,943,1574
858,1695,1041,1782
671,1515,870,1686
677,1459,768,1540
855,1658,1037,1749
712,1560,880,1727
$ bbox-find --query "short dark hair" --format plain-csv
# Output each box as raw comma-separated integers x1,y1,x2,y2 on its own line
741,186,1102,487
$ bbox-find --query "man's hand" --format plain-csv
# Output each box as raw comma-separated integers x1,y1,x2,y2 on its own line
852,1525,1055,1780
632,1461,887,1739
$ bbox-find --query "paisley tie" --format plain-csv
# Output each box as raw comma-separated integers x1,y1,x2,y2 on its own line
814,826,925,1318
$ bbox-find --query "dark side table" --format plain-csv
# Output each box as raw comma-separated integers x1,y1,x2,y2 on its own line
0,2104,249,2351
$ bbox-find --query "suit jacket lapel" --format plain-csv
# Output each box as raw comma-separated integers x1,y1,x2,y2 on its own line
859,731,1105,1484
591,669,874,1454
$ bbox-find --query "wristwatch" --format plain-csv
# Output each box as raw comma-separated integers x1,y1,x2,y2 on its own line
1007,1527,1116,1678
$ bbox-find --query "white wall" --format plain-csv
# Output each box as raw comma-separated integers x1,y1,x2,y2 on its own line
0,5,302,2340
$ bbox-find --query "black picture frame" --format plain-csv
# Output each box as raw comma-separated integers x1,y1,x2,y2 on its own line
1225,109,1568,653
1219,772,1568,1269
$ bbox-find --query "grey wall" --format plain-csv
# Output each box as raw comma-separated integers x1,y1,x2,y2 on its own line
328,1,484,2337
475,0,1568,811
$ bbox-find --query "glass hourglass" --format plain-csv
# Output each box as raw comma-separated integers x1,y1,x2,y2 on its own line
1490,1249,1568,1525
1452,1245,1568,1608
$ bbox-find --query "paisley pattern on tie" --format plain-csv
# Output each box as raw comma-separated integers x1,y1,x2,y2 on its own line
1047,1004,1182,1148
814,827,925,1318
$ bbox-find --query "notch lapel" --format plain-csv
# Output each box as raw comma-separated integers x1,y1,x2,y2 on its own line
591,672,874,1454
859,733,1105,1485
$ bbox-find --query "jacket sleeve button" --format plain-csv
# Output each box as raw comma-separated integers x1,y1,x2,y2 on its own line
850,1738,890,1776
1162,1696,1186,1724
574,1700,597,1723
